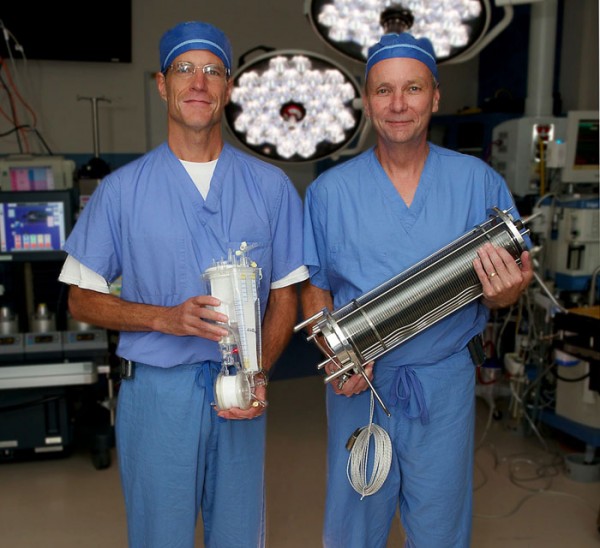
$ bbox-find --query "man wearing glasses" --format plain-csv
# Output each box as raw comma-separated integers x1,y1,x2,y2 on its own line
59,21,307,547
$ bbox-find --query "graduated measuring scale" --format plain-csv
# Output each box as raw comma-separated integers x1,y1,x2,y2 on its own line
203,243,263,409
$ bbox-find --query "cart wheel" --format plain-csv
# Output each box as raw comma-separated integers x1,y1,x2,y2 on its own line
91,431,113,470
92,449,111,470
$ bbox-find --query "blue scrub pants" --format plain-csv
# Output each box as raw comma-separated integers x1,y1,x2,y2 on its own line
115,362,266,548
323,349,475,548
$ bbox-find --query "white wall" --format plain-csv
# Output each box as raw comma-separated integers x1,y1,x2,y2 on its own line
559,0,599,112
0,0,597,159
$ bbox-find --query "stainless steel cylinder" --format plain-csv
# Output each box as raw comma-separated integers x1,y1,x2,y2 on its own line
297,208,529,386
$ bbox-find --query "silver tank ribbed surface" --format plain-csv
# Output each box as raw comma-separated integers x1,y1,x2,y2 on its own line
323,210,526,364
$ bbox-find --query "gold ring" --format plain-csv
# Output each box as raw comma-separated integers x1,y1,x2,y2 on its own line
337,375,349,390
489,272,497,279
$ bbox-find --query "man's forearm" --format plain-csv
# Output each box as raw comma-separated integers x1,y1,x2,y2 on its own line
300,280,333,321
260,285,298,372
68,285,165,332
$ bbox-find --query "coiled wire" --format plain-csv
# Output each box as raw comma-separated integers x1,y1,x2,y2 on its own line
346,392,393,498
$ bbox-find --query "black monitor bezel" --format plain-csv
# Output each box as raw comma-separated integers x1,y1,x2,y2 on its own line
0,2,132,64
0,190,75,263
562,110,600,184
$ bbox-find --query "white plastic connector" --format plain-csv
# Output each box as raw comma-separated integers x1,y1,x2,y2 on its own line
504,352,525,376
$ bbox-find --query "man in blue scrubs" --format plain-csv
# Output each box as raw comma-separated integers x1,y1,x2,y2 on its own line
59,21,307,548
301,33,533,548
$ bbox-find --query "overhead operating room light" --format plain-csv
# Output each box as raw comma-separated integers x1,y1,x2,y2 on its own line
305,0,493,64
224,50,365,163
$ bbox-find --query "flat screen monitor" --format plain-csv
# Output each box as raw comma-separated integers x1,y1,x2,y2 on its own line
561,110,599,184
0,190,74,262
0,2,131,63
0,156,75,191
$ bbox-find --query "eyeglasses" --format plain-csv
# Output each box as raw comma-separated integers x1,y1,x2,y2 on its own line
167,61,230,80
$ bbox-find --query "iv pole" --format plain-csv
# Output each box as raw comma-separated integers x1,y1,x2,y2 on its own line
77,95,112,179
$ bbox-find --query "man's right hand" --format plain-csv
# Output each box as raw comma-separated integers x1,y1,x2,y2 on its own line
158,295,230,340
68,286,229,341
327,361,374,397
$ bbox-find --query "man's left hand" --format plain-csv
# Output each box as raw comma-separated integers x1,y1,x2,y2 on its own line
475,243,534,309
216,383,268,420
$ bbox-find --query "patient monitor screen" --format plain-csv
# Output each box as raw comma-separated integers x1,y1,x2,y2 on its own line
0,199,67,255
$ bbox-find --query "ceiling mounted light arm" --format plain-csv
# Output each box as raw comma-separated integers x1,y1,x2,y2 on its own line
443,1,511,64
329,117,372,162
236,45,276,69
444,0,549,64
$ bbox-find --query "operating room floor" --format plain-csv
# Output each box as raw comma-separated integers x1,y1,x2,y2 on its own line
0,374,599,548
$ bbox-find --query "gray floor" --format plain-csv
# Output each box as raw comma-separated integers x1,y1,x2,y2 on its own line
0,374,599,547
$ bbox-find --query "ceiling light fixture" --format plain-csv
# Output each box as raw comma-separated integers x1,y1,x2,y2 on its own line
224,50,364,163
306,0,504,64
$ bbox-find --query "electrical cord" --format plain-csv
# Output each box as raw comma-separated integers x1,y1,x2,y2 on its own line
0,394,62,413
346,391,392,499
0,67,23,152
474,445,597,520
554,367,590,383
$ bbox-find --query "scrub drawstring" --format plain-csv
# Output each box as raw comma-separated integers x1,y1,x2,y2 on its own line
195,361,221,407
389,366,430,425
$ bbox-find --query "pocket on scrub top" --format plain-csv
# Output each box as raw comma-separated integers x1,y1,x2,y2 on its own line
127,234,188,300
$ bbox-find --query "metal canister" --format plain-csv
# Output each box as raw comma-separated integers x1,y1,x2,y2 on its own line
30,303,56,333
0,306,18,335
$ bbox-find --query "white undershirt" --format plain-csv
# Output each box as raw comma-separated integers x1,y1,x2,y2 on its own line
58,159,308,291
180,158,217,200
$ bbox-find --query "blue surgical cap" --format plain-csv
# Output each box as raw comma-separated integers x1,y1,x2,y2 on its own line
159,21,233,73
365,33,438,81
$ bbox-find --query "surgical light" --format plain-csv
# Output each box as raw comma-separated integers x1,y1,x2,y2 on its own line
306,0,491,63
224,50,364,163
294,208,529,415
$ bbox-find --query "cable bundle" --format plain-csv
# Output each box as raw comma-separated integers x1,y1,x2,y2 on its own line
346,393,392,498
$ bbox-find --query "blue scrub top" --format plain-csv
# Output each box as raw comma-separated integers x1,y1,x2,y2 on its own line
65,142,304,367
303,144,525,367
